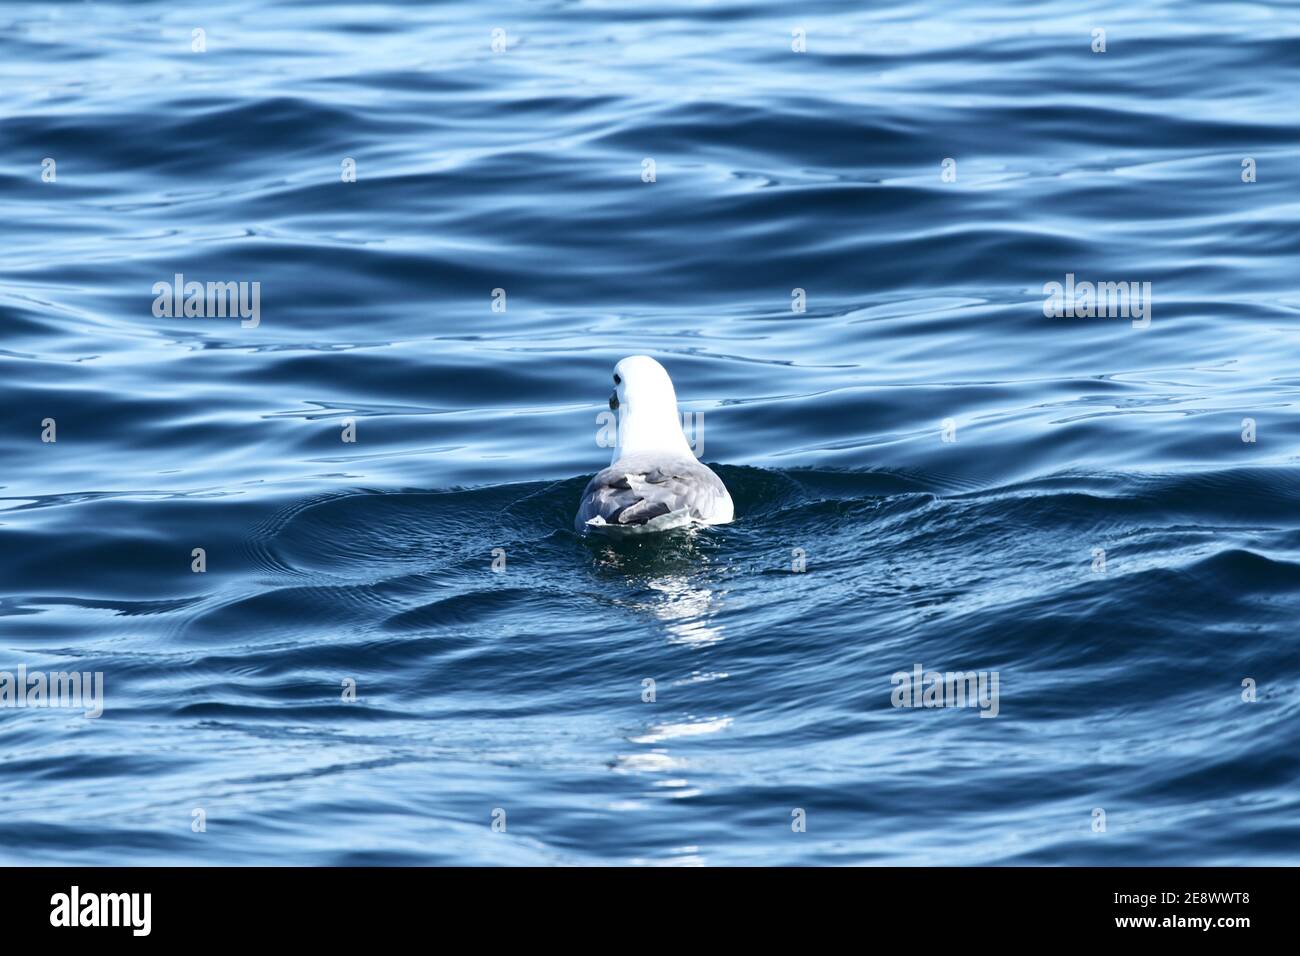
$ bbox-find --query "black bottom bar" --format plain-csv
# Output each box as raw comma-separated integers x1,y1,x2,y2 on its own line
0,866,1286,940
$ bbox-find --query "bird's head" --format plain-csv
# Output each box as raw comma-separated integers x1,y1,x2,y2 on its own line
606,355,691,461
609,355,678,414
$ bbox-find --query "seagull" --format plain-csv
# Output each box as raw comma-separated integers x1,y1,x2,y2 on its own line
575,356,734,533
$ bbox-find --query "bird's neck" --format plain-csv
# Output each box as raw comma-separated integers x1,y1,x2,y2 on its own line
613,405,694,462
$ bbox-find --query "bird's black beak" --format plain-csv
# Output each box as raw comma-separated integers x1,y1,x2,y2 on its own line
608,392,619,411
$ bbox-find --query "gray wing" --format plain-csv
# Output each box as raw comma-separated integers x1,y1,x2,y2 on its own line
574,456,729,530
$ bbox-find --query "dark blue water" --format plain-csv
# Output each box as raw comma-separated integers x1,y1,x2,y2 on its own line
2,0,1298,865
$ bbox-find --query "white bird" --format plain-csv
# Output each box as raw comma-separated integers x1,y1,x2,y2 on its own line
575,356,734,533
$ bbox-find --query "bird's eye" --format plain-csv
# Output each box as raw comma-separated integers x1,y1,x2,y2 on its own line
613,374,621,385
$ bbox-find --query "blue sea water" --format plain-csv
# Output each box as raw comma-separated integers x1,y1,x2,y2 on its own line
1,0,1298,866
